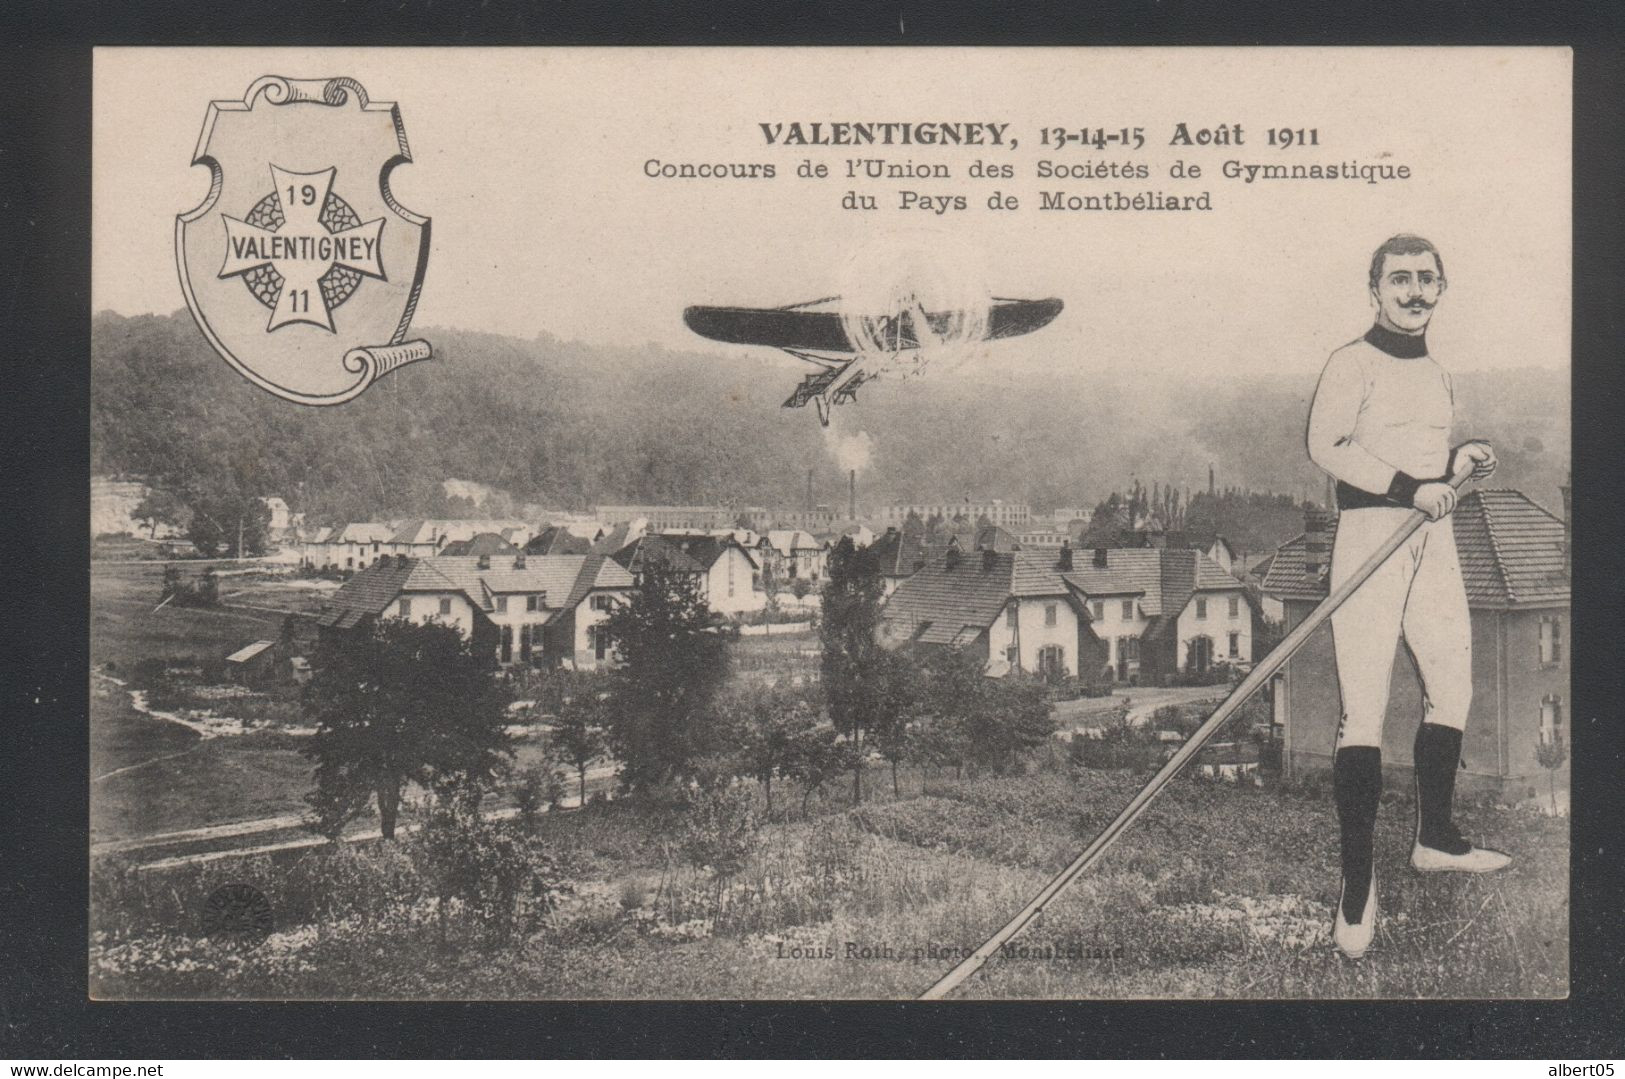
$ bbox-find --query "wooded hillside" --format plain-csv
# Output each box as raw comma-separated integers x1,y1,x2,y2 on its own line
91,311,1570,527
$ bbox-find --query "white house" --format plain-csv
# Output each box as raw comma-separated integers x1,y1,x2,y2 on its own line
762,529,827,583
613,533,765,617
879,543,1095,679
1064,547,1254,683
317,552,634,670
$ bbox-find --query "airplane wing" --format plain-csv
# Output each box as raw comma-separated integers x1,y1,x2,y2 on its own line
685,298,1063,353
685,305,853,353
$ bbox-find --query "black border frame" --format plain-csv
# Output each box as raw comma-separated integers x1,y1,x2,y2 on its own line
4,1,1622,1059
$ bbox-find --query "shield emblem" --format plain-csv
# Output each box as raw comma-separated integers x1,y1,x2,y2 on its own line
177,76,432,405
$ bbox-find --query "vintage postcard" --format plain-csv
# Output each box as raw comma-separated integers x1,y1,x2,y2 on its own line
89,46,1570,1000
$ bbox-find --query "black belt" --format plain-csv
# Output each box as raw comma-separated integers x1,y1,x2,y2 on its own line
1335,481,1410,511
1336,452,1455,511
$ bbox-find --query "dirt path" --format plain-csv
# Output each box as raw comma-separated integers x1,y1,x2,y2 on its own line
93,743,205,784
93,761,622,864
219,599,304,617
1122,685,1230,724
1051,683,1230,735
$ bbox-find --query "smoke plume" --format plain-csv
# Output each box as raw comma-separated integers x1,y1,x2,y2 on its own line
822,421,875,476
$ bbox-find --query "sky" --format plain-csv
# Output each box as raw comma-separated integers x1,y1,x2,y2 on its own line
95,47,1571,385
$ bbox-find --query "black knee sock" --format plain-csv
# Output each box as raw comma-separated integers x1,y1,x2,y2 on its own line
1414,722,1470,854
1333,746,1382,923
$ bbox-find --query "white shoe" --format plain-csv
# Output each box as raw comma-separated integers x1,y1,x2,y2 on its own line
1332,870,1377,960
1411,842,1512,873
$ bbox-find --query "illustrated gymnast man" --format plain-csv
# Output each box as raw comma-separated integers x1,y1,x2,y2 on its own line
1306,234,1511,961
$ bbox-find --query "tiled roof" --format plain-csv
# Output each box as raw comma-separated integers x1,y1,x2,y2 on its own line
1259,531,1324,602
434,555,585,610
1242,551,1276,580
1011,548,1078,596
765,529,820,554
333,522,396,544
389,519,429,545
526,526,593,556
1457,489,1569,604
975,524,1020,551
1141,614,1176,642
882,547,1075,642
317,553,633,630
870,517,928,578
614,535,706,575
1260,489,1568,606
657,533,759,571
1192,555,1238,591
559,554,636,612
1061,547,1242,619
1158,549,1199,625
883,548,1020,641
590,523,634,556
389,519,532,546
317,558,448,627
438,532,520,557
1062,550,1163,609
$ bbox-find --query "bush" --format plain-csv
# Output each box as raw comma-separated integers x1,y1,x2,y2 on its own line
282,840,423,930
1044,677,1112,702
1169,661,1241,687
130,656,174,689
411,798,565,945
734,607,815,627
677,784,759,880
1068,713,1163,771
1151,705,1204,739
511,764,567,827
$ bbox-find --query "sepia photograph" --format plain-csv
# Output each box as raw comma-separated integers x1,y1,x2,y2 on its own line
86,46,1571,1002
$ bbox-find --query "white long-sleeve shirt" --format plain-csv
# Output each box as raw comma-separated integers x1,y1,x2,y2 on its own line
1307,330,1454,496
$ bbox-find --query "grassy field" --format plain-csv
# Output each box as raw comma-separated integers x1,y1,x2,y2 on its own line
90,756,1566,1000
90,679,315,844
92,562,291,669
92,562,317,843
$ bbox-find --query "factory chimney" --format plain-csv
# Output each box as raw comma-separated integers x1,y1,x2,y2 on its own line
849,470,856,521
807,468,814,514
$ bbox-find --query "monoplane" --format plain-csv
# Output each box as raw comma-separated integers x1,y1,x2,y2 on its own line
683,295,1063,425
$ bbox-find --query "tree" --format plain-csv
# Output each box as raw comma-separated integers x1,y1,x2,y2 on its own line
870,650,923,797
785,725,853,813
913,646,987,778
600,563,730,792
1535,733,1567,815
911,650,1054,777
185,486,272,558
819,537,889,803
536,667,612,807
758,554,786,613
730,682,820,813
132,488,187,539
160,564,183,604
972,674,1056,773
302,619,511,839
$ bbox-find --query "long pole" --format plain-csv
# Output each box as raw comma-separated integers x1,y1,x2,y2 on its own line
919,461,1476,1000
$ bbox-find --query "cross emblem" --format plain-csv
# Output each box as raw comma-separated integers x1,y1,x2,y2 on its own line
219,165,386,332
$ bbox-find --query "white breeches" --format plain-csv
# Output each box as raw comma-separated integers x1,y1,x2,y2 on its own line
1329,508,1472,750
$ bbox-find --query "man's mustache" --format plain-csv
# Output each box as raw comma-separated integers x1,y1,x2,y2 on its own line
1398,298,1436,311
